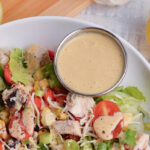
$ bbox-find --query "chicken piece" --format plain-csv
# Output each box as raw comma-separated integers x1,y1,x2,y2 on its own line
2,83,28,111
133,133,150,150
9,108,34,141
53,120,82,137
21,108,35,135
66,93,95,118
0,49,10,68
25,44,50,74
9,112,26,140
93,112,123,140
146,146,150,150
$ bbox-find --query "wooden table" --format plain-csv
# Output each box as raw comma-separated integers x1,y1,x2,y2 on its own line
76,0,150,62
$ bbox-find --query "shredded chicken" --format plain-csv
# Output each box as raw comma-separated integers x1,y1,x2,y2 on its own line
22,108,35,135
133,133,150,150
146,146,150,150
53,120,82,137
66,93,95,118
9,113,26,140
0,49,10,68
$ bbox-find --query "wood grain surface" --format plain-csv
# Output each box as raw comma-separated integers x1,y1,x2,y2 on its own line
1,0,93,23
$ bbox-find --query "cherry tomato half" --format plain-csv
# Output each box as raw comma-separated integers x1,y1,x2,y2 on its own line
43,88,54,104
4,63,14,85
93,100,123,139
0,142,4,150
55,96,66,106
48,50,55,62
53,86,68,94
34,96,44,111
93,100,121,122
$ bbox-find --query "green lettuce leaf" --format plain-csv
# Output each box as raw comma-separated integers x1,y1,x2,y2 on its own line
9,48,29,85
23,139,29,145
144,122,150,130
97,142,112,150
0,77,6,91
35,89,44,97
0,64,9,89
34,63,61,88
42,63,61,88
121,129,136,146
97,143,107,150
123,86,146,101
37,144,48,150
96,86,146,132
100,86,145,115
64,140,80,150
0,64,4,78
80,137,94,150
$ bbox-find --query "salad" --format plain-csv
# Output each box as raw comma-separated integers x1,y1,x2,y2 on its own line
0,44,150,150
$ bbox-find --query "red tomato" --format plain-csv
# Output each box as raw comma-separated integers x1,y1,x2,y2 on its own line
73,116,81,122
55,96,66,105
70,113,81,121
0,142,4,150
34,96,44,111
93,100,121,122
4,63,14,85
48,50,55,61
9,114,31,141
62,134,80,142
53,86,68,94
30,88,34,94
93,100,123,139
43,88,54,104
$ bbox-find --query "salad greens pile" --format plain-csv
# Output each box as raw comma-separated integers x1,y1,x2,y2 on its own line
0,46,150,150
95,86,147,132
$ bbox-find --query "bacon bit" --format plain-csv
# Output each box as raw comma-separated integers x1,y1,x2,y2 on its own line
62,134,80,142
55,96,66,106
53,87,68,95
48,50,55,62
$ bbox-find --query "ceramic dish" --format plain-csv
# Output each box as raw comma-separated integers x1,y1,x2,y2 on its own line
0,16,149,103
0,17,150,150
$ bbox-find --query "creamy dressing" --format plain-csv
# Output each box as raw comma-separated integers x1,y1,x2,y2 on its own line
93,112,123,140
57,31,124,94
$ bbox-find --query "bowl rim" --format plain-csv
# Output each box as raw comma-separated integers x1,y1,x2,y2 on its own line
0,16,149,78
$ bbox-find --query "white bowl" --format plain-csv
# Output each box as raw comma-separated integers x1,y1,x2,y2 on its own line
0,16,150,109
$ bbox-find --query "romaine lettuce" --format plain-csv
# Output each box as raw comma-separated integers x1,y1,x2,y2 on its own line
9,48,29,85
80,137,94,150
121,128,136,146
95,86,146,131
100,86,145,115
64,140,80,150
